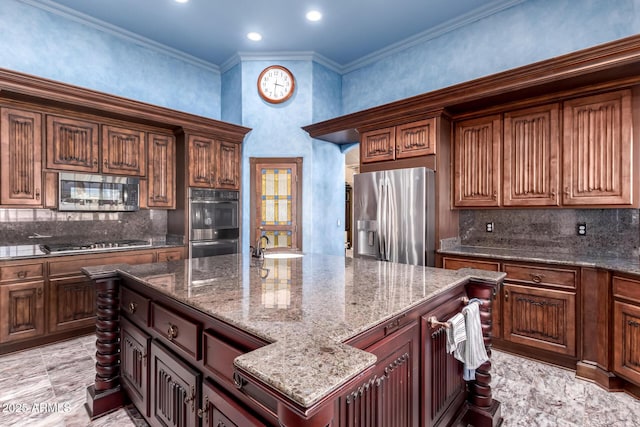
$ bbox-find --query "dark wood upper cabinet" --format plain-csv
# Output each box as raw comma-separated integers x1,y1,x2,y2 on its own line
102,124,146,176
503,103,560,207
562,89,633,206
147,132,176,208
453,114,502,207
1,108,43,206
216,140,240,190
46,115,99,172
360,126,396,163
395,118,436,159
188,134,217,188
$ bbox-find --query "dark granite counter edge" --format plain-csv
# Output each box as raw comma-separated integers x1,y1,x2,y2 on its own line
439,246,640,276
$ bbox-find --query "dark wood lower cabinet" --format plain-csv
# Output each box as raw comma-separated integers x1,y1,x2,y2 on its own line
121,317,150,417
0,280,45,343
150,340,201,427
48,276,96,332
201,379,267,427
502,283,576,356
613,301,640,385
337,321,420,427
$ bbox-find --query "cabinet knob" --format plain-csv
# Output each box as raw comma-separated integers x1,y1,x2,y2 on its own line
564,187,570,196
35,189,40,201
504,290,509,301
128,301,137,314
37,287,43,297
167,323,179,341
233,372,245,389
492,191,497,200
93,160,98,166
530,273,544,283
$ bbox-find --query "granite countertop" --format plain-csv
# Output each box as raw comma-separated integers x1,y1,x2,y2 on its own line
0,241,184,261
92,253,505,409
439,245,640,276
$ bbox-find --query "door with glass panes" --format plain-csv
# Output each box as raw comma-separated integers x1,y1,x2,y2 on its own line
250,158,302,250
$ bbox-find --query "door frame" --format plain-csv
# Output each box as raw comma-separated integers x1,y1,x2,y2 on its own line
249,157,303,250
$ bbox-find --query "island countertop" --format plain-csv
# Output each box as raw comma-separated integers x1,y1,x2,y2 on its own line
88,253,505,409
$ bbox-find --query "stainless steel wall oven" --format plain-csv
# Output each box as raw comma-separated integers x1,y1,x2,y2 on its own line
189,188,239,258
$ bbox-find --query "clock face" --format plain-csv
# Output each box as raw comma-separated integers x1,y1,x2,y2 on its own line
257,66,295,104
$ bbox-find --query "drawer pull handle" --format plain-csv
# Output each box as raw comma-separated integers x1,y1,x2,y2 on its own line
128,301,137,314
530,273,544,283
197,396,209,422
233,372,245,389
17,270,27,279
167,323,179,341
37,288,43,297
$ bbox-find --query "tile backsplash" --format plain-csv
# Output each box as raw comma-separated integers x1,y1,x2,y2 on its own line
459,208,640,258
0,209,169,245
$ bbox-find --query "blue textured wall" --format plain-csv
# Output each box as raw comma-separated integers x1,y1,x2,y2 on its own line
0,0,221,118
222,63,242,124
238,60,345,256
342,0,640,113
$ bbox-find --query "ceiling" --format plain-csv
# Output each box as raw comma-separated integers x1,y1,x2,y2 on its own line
41,0,519,69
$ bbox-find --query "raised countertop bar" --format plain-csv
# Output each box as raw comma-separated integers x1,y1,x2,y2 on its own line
86,253,505,409
439,245,640,275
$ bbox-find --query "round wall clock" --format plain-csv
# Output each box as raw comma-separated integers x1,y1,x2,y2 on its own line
257,65,295,104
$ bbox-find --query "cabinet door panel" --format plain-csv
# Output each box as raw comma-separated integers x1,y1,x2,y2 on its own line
48,276,96,333
360,127,395,163
613,301,640,385
337,321,419,427
148,133,176,208
1,108,43,206
150,340,200,427
396,118,436,159
188,134,216,187
503,104,560,206
0,280,45,343
46,115,99,172
453,115,501,207
217,141,239,190
503,283,575,356
102,125,146,176
562,90,632,205
121,317,150,417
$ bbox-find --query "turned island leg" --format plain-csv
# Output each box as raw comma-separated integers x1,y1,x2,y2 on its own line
465,279,502,427
85,276,124,419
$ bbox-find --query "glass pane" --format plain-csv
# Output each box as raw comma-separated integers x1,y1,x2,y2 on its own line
261,230,292,248
261,168,292,226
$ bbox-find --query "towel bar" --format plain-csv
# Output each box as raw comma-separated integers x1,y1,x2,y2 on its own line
427,297,483,329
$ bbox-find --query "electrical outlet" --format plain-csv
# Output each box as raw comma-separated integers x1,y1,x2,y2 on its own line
577,222,587,236
486,222,494,233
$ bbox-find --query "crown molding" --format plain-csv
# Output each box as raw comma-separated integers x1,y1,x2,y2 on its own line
221,51,342,74
21,0,220,74
341,0,526,74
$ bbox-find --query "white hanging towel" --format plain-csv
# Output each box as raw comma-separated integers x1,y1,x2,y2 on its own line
461,301,489,380
445,312,466,362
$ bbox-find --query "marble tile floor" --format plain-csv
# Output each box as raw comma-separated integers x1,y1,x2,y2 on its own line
0,335,639,426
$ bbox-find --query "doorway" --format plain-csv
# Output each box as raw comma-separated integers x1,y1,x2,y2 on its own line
250,157,303,250
344,145,359,257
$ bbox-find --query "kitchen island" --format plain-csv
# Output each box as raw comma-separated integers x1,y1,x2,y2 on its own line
83,253,505,427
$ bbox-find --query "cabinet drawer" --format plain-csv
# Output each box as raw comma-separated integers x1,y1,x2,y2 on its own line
203,330,244,386
120,287,150,327
503,263,577,289
0,262,44,282
442,257,500,272
613,276,640,304
151,303,200,360
49,251,155,277
157,249,183,262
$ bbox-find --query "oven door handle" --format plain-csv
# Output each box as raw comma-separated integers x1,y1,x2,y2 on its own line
191,240,238,247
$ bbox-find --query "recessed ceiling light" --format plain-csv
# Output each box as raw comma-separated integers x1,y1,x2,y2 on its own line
306,10,322,22
175,0,189,3
247,32,262,41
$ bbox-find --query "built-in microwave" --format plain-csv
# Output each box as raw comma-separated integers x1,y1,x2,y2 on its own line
58,172,139,212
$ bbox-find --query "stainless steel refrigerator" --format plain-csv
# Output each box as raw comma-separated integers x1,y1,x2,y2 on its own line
353,167,435,266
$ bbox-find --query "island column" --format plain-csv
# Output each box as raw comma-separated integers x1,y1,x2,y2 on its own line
464,278,502,427
83,269,125,419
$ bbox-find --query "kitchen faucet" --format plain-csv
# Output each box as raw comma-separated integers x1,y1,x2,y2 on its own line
251,235,270,258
